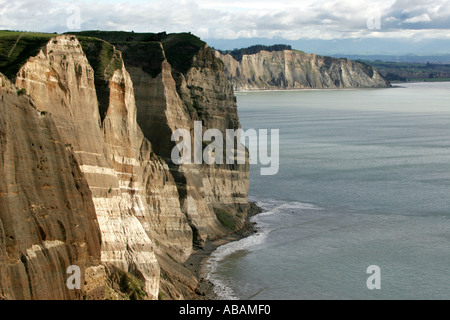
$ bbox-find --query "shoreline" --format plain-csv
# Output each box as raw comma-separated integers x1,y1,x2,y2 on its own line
183,202,263,300
234,87,390,93
233,80,450,93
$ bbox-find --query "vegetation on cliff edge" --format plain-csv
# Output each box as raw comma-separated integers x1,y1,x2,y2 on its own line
0,31,55,80
69,31,206,75
357,59,450,82
218,44,293,61
0,30,208,81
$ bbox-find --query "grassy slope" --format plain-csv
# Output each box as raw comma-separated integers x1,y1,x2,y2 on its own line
359,59,450,82
69,31,166,77
162,33,206,74
218,44,293,61
69,31,206,75
0,29,208,125
0,31,56,80
74,36,125,121
0,30,206,81
0,31,125,121
76,36,123,79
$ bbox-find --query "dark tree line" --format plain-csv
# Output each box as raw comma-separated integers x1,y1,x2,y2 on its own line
218,44,292,61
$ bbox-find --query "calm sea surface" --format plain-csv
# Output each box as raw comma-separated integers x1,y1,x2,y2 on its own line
204,82,450,300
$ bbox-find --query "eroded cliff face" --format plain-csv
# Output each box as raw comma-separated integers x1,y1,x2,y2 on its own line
93,35,251,238
0,32,250,300
112,38,250,299
215,50,390,90
15,35,160,299
0,74,104,300
179,46,249,226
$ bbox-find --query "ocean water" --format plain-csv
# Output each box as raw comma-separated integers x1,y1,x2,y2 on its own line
204,82,450,300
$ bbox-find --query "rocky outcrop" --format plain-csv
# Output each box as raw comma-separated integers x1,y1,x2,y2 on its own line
0,73,104,300
0,31,250,300
104,34,250,299
15,35,162,299
215,49,390,90
180,46,249,226
121,44,249,247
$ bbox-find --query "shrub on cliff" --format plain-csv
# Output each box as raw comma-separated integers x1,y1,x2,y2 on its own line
214,208,237,230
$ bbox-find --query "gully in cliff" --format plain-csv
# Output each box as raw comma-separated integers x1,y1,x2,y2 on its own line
171,121,279,176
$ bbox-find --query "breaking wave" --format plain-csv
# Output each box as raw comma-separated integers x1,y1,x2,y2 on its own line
204,197,321,300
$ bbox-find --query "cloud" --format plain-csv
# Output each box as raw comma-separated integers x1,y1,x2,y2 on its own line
0,0,449,41
404,13,432,23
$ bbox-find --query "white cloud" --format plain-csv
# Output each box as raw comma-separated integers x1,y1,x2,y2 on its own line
404,13,432,23
385,16,399,22
0,0,449,41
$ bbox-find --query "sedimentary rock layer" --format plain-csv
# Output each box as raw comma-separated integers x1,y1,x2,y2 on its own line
0,73,104,300
0,31,251,300
215,49,390,90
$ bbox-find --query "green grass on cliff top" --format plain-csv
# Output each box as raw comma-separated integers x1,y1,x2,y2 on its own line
76,36,123,80
0,30,123,81
0,31,55,80
163,33,206,73
70,31,206,75
0,30,207,80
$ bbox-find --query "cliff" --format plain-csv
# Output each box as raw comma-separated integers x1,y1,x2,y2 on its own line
215,49,390,90
0,73,104,299
0,31,250,300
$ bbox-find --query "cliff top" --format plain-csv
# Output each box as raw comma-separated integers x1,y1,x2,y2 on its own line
69,31,206,75
217,44,297,61
0,31,56,80
0,30,208,80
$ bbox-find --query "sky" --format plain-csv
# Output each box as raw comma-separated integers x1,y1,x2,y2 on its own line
1,0,450,55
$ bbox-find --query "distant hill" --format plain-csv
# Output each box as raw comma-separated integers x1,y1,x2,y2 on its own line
206,37,450,60
217,44,292,61
357,60,450,83
332,54,450,65
67,30,206,75
215,47,390,90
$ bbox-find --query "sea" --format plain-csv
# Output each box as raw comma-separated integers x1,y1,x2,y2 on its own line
203,82,450,300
